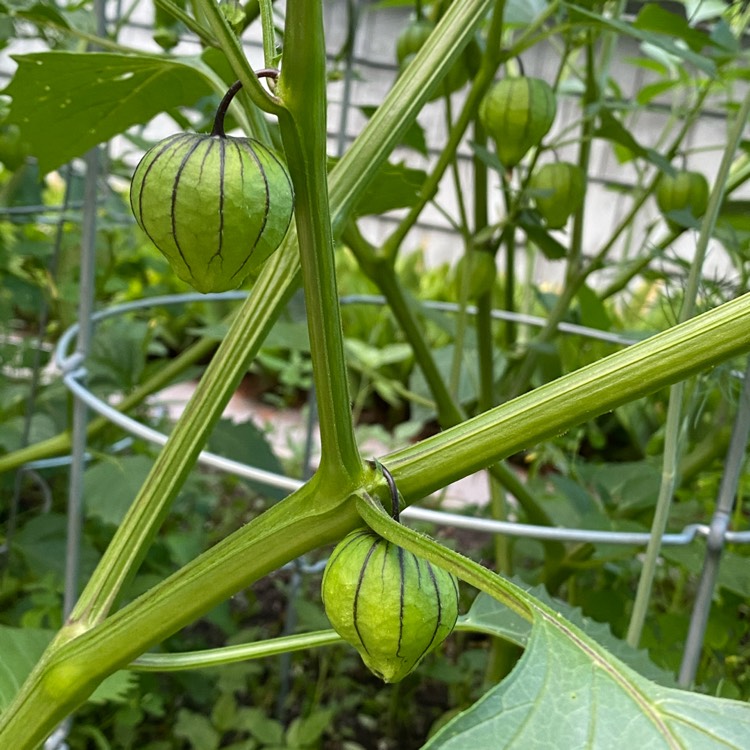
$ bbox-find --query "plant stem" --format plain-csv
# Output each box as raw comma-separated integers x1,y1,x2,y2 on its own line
382,0,510,261
357,492,532,621
472,117,513,578
1,478,363,750
626,86,750,649
385,292,750,501
155,0,218,46
258,0,277,68
343,225,559,541
69,250,301,626
501,177,517,348
276,0,362,483
132,630,344,671
506,81,711,398
5,291,750,748
197,0,285,117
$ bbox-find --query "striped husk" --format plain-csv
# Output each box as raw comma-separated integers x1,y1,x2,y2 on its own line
479,77,557,168
322,529,459,683
130,132,293,293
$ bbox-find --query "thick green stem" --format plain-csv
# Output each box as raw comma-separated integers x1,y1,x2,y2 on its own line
277,0,363,483
1,479,363,750
69,251,300,626
384,292,750,501
0,2,499,744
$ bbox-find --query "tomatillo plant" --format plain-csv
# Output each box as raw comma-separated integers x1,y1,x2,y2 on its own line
2,1,750,748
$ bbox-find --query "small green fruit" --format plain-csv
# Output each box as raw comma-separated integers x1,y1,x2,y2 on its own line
529,162,586,229
454,250,496,299
0,124,29,171
322,529,459,683
130,94,294,294
396,19,479,101
655,170,709,231
396,19,434,66
479,77,557,168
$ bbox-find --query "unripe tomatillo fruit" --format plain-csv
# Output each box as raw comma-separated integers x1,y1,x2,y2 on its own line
529,161,585,229
396,19,480,101
454,250,496,299
655,170,709,231
322,528,459,683
396,19,434,67
0,123,29,171
130,80,294,293
479,77,557,168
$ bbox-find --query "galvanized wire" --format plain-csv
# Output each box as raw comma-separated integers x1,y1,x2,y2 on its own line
678,354,750,687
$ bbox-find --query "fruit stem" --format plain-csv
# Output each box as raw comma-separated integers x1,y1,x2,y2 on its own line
373,460,401,522
210,71,280,137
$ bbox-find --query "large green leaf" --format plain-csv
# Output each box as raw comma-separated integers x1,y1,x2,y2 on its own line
425,614,750,749
3,52,212,173
84,455,155,526
461,588,676,687
328,156,427,217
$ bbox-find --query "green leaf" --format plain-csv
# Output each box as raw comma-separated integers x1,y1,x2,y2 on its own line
663,545,750,599
0,626,52,711
0,0,70,28
174,708,220,750
633,4,713,54
206,419,286,500
3,52,212,173
236,708,284,745
89,670,139,705
84,455,155,526
576,283,611,331
460,586,676,687
285,709,335,747
426,615,750,748
593,109,673,172
0,413,58,453
718,200,750,232
517,210,568,260
0,626,137,710
565,3,717,76
13,514,100,580
329,156,427,217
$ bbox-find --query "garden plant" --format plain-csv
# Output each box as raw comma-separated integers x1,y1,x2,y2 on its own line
2,0,750,748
